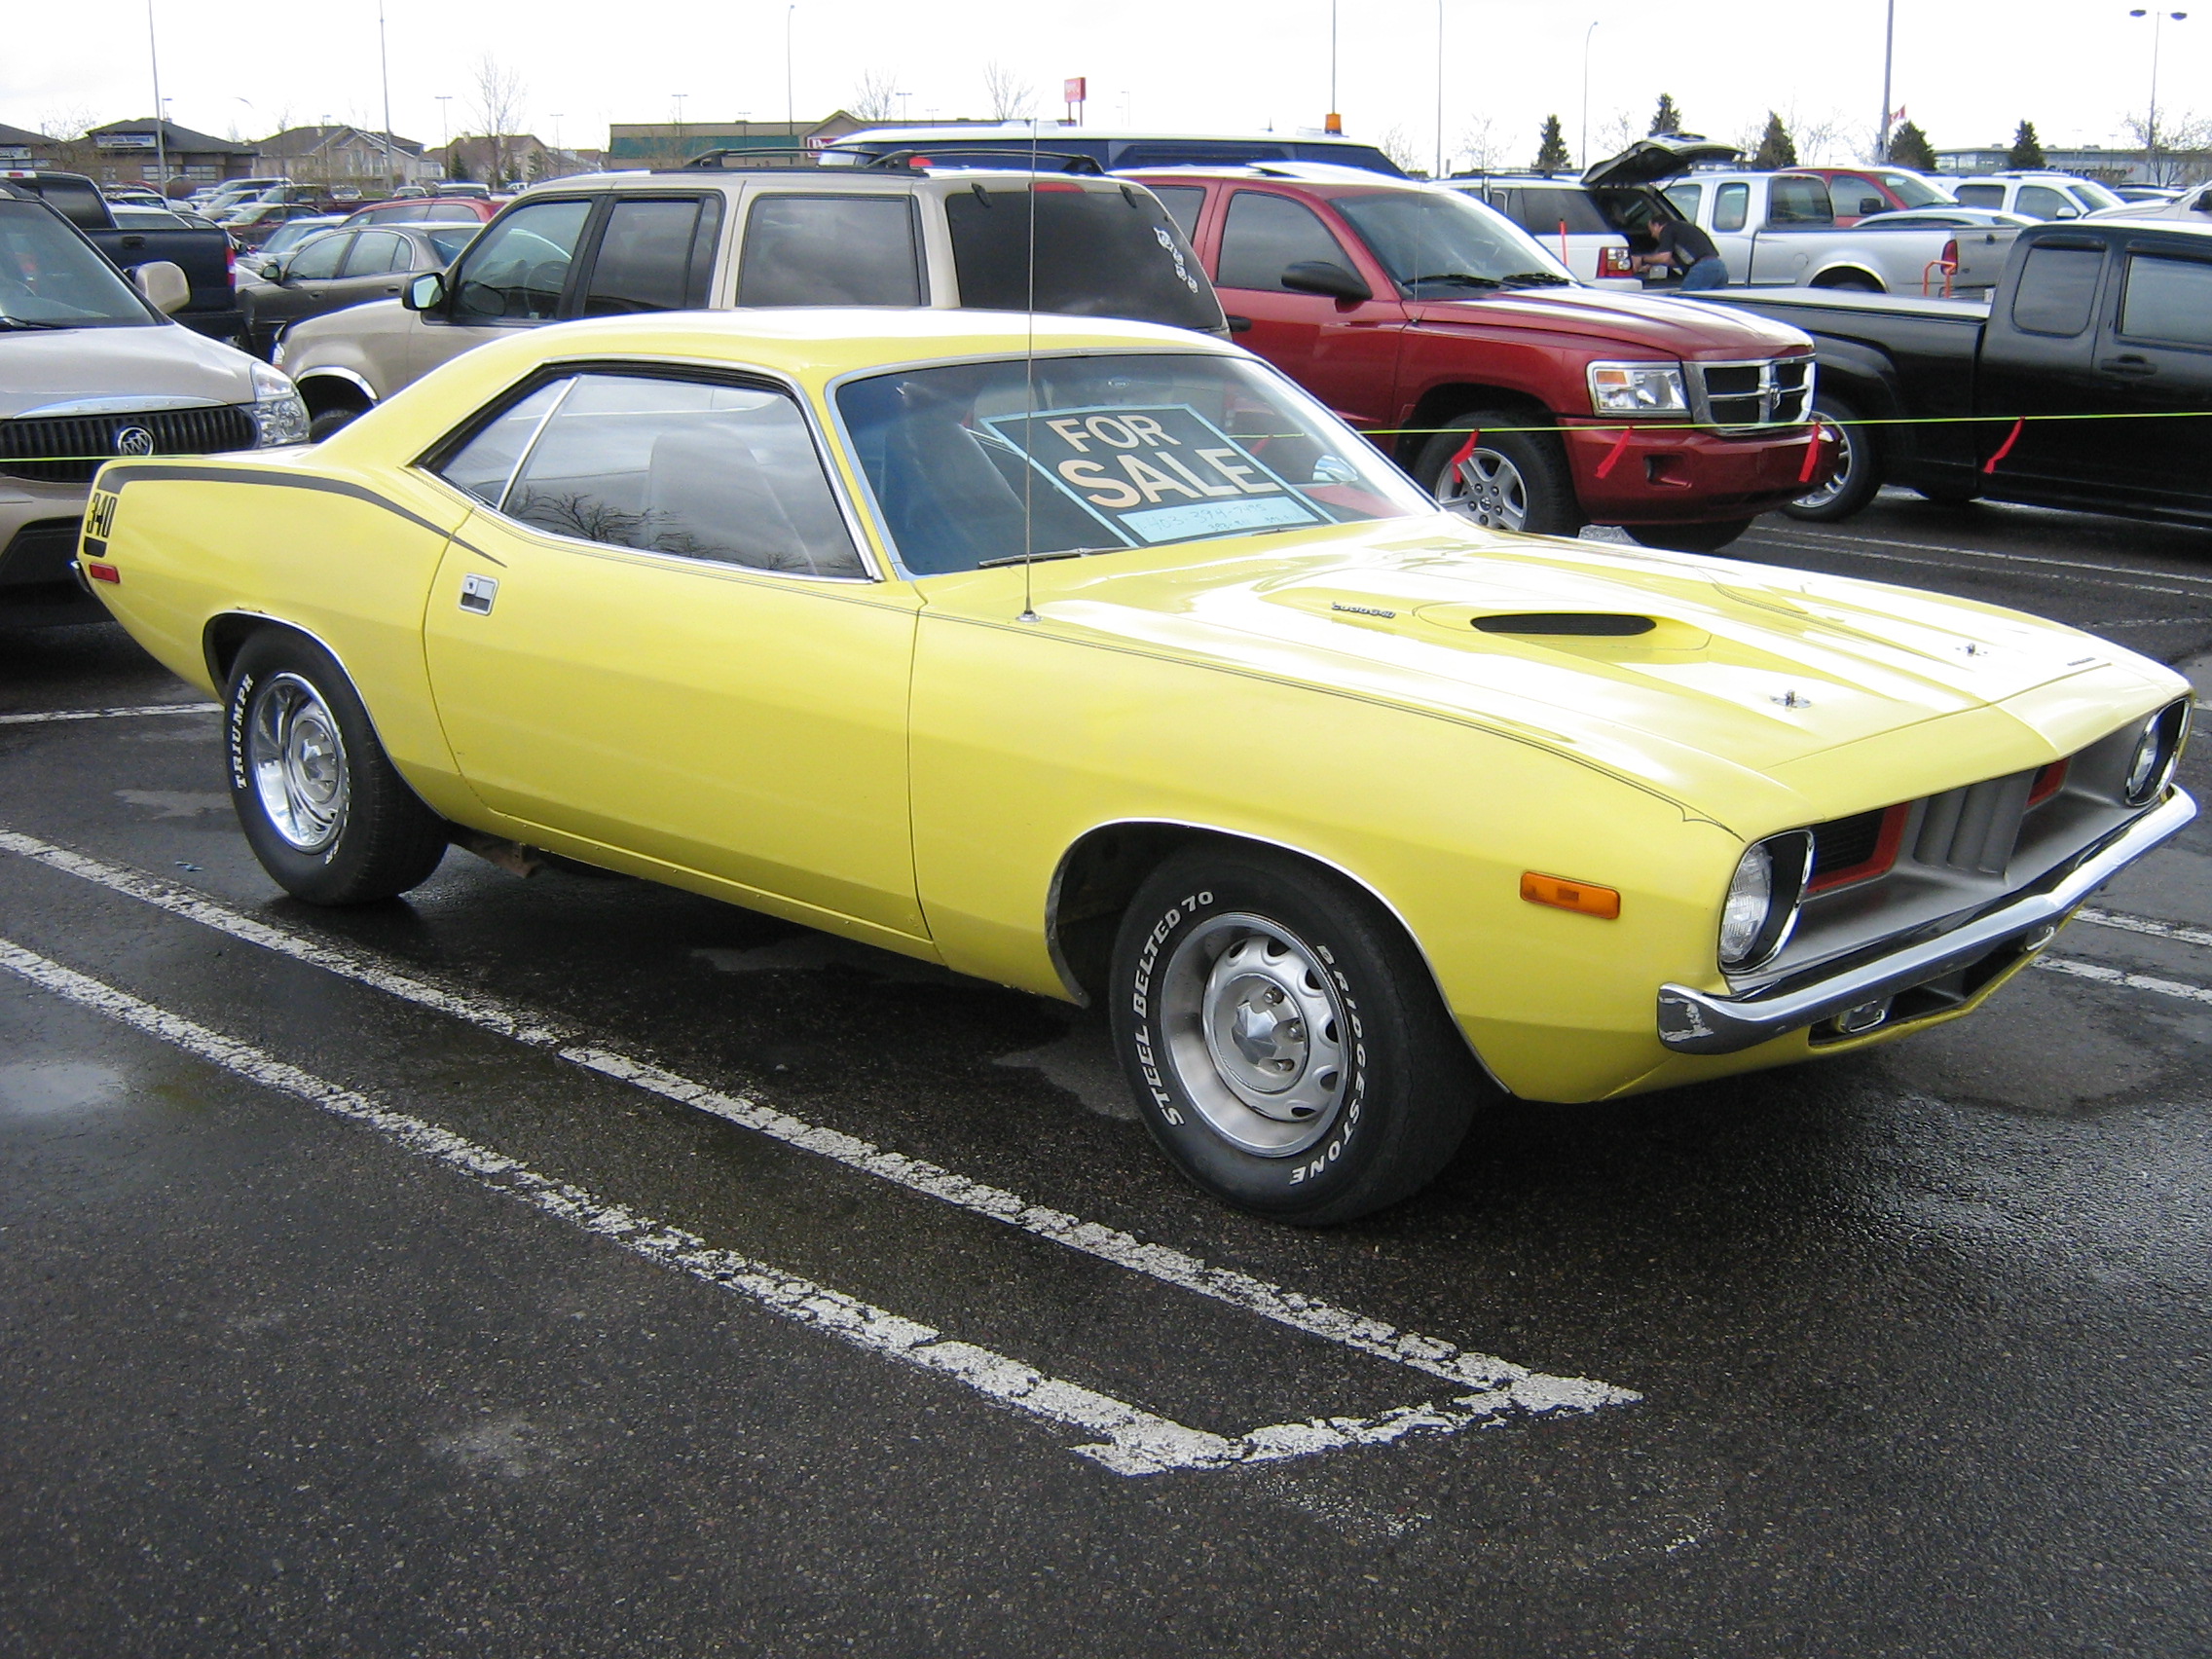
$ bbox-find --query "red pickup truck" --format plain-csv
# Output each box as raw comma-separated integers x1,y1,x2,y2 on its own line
1129,166,1825,553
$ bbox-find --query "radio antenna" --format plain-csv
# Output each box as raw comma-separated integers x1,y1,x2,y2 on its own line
1018,117,1040,623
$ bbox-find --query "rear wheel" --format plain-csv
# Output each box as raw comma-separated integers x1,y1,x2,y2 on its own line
1416,411,1584,537
1108,845,1487,1225
1782,392,1883,521
1625,517,1756,554
225,630,449,904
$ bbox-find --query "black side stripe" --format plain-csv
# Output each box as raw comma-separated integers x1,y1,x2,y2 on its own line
98,463,500,565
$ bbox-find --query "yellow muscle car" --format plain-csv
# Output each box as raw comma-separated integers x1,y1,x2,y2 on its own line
77,310,2194,1223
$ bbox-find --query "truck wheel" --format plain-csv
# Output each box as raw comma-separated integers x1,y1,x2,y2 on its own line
1782,393,1883,522
225,630,449,904
1624,518,1757,554
309,407,363,442
1107,845,1486,1225
1418,413,1584,537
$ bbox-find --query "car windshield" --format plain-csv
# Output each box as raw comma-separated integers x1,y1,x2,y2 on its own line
1331,189,1574,293
0,202,155,328
2069,177,2125,211
835,350,1432,575
1875,171,1951,207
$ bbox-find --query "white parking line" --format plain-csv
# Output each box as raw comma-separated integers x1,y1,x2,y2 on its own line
0,826,1631,1408
2034,955,2212,1008
1738,534,2203,601
1747,527,2212,596
0,701,221,726
0,936,1606,1477
2077,907,2212,950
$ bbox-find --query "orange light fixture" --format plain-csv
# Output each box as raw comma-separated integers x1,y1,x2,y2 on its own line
1520,871,1620,919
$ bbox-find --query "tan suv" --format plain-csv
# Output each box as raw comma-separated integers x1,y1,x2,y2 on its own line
276,157,1226,438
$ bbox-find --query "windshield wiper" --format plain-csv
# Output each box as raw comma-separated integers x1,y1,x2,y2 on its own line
1402,272,1503,289
1495,271,1574,287
0,316,73,331
974,545,1127,569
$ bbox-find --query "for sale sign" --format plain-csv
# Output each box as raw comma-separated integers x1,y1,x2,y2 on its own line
979,404,1322,545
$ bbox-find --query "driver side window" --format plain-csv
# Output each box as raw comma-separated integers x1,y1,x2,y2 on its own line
1216,192,1352,291
450,199,593,324
286,233,350,281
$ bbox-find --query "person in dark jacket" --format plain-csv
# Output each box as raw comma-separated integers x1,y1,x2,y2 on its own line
1637,210,1728,291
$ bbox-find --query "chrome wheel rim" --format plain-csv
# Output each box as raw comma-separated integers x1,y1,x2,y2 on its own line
1158,912,1349,1158
1438,445,1530,532
247,673,350,854
1793,420,1853,511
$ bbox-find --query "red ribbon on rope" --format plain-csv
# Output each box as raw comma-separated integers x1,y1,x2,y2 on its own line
1983,418,2024,475
1798,423,1828,484
1592,424,1636,480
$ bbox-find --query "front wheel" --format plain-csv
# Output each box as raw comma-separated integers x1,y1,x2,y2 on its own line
1108,847,1487,1225
226,630,450,904
1782,392,1883,521
1625,517,1757,554
1416,412,1585,538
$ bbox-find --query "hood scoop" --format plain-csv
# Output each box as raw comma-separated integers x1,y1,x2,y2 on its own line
1472,611,1655,637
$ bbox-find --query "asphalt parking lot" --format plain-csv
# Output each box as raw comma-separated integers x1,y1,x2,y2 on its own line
3,492,2209,1658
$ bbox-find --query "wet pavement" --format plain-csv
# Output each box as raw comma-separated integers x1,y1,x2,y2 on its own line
2,493,2208,1657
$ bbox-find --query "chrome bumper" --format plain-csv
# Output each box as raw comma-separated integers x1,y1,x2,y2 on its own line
1656,790,2197,1055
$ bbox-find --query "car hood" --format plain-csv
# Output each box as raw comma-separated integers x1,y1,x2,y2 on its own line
0,322,260,420
981,517,2166,829
1405,285,1811,358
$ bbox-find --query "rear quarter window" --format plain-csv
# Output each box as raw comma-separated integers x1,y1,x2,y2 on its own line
1516,188,1611,236
945,186,1222,332
738,195,920,307
2120,253,2212,348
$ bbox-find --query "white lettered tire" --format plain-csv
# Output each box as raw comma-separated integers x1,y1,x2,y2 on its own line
1108,845,1488,1224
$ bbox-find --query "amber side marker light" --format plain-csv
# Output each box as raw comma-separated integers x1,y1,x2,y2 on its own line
1521,871,1621,919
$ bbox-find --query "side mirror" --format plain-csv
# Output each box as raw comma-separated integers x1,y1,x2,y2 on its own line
2054,206,2081,220
257,256,284,282
402,270,447,312
1279,260,1373,303
1859,197,1884,216
2194,190,2212,212
133,260,191,315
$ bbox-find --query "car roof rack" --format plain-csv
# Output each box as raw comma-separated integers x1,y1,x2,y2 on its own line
830,144,1105,175
666,146,914,173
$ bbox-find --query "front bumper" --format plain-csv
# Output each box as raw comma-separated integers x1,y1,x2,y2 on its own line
1655,789,2196,1055
1561,417,1822,524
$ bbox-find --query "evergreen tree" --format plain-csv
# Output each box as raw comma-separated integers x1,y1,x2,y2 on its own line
1750,111,1798,169
1887,119,1938,171
2007,120,2046,169
1533,113,1571,175
446,147,472,184
1650,93,1685,136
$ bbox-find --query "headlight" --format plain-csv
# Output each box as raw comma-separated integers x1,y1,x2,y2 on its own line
246,360,311,447
2122,700,2191,806
1588,360,1688,416
1718,831,1812,973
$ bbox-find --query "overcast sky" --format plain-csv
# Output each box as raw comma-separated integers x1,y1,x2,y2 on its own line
7,0,2200,170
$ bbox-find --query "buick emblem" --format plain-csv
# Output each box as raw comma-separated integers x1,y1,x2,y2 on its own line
113,425,156,458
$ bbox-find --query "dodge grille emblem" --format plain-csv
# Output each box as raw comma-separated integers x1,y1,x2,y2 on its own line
113,425,156,458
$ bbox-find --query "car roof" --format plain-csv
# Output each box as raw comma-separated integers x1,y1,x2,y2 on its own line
526,166,1137,195
838,122,1382,146
1122,162,1417,188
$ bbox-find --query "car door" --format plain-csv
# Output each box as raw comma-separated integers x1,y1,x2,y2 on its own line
321,227,413,313
1972,235,2115,494
2086,241,2212,511
253,230,353,337
420,367,927,940
410,195,598,381
1704,180,1754,278
1209,187,1403,431
1749,175,1828,283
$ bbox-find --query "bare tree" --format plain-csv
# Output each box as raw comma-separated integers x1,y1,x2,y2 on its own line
1595,107,1639,158
1790,108,1853,166
2125,110,2212,183
981,61,1033,122
851,69,899,124
1374,124,1422,176
36,105,100,173
471,55,528,186
1456,114,1498,175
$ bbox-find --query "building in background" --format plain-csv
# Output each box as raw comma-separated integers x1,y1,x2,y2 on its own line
604,112,866,169
257,126,440,193
85,118,260,194
0,122,66,168
1935,143,2212,186
436,133,597,187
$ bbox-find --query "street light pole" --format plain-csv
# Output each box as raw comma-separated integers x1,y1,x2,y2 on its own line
1326,0,1341,133
1434,0,1445,178
378,0,398,193
1877,0,1896,162
1580,20,1598,169
785,4,796,136
146,0,168,196
2130,9,2190,184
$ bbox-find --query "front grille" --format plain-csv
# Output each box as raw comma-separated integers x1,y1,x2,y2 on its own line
0,404,257,484
1687,357,1814,433
1810,807,1889,881
1914,770,2036,876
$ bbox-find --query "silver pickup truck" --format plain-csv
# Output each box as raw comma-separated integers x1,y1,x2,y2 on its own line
1657,167,2021,298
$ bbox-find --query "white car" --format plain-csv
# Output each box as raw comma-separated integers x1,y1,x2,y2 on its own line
1947,171,2126,221
1438,175,1641,289
2083,182,2212,224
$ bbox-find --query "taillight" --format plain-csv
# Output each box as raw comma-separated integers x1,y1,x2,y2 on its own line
1940,238,1958,272
225,245,238,288
1598,245,1633,276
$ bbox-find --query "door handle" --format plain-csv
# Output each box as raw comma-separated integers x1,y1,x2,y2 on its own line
459,573,499,614
1224,314,1253,334
2099,354,2157,377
